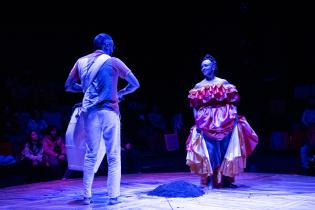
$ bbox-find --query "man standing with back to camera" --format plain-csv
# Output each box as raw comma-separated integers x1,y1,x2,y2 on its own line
65,33,140,205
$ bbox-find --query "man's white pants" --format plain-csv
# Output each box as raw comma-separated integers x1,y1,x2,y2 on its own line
82,109,121,198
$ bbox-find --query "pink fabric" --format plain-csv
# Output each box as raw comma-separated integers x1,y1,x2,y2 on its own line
188,84,240,108
195,104,238,140
186,83,259,178
237,116,259,156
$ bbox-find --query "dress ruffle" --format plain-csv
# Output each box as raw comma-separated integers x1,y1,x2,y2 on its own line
186,82,259,180
186,126,213,176
188,84,240,108
186,116,259,178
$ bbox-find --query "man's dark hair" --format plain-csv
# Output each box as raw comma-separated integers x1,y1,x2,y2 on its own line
93,33,113,50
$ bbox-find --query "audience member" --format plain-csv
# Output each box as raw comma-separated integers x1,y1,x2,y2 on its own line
121,134,141,174
300,98,315,175
42,125,69,179
21,130,47,182
300,125,315,176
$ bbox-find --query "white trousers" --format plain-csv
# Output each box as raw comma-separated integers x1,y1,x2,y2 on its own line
82,109,121,198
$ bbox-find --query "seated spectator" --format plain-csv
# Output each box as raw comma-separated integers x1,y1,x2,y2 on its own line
21,130,47,182
0,141,16,166
146,103,168,154
121,134,141,174
43,125,70,179
300,99,315,175
0,141,20,187
300,124,315,176
147,103,167,133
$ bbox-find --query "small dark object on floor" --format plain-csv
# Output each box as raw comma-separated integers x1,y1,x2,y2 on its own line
147,180,204,198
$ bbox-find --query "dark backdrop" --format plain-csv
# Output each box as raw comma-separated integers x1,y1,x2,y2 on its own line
1,1,315,143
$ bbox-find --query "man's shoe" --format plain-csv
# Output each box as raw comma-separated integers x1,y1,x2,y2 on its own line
83,197,93,205
107,197,121,205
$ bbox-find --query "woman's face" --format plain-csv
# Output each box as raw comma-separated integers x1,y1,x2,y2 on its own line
50,128,57,136
31,131,39,141
201,59,216,78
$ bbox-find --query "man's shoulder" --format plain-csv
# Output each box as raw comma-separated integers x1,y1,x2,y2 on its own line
77,54,93,62
111,57,128,67
78,51,103,60
111,57,123,62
